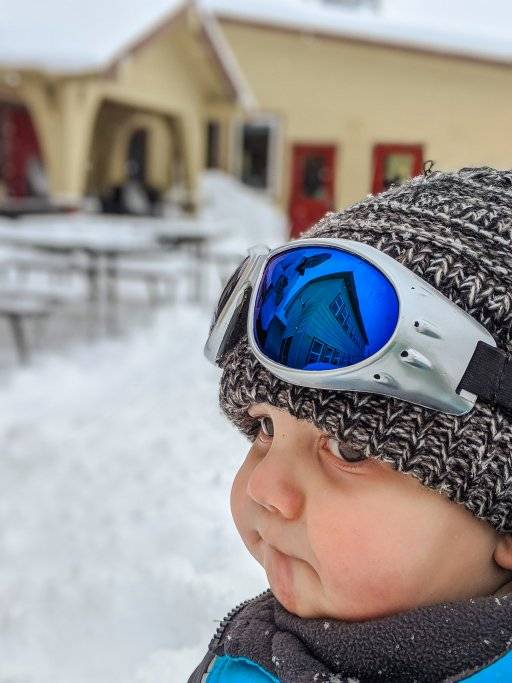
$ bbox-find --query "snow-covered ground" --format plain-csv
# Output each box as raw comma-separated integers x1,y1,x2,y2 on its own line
0,172,287,682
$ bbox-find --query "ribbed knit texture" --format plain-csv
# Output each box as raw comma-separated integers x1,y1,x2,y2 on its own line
218,167,512,533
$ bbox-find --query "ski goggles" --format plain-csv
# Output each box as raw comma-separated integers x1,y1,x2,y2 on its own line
204,238,512,416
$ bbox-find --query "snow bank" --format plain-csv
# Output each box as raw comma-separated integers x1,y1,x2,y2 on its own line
0,305,267,683
0,169,288,682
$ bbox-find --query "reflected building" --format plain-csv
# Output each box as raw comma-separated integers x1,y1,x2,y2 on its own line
260,270,369,370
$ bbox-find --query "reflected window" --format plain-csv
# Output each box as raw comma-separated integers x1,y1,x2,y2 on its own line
307,338,353,366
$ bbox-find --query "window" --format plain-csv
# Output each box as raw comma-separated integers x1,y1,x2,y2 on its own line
329,292,352,334
372,144,423,194
308,339,323,363
307,337,340,366
126,129,147,183
206,120,220,169
234,115,281,194
241,123,270,189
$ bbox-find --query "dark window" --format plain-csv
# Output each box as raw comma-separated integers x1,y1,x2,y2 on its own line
127,129,147,183
206,121,220,169
307,337,339,365
241,124,270,189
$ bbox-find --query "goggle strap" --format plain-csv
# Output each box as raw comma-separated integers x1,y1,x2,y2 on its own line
457,340,512,411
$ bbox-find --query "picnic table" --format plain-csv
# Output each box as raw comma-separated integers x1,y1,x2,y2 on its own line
0,224,157,333
156,225,215,302
0,219,223,361
0,294,52,363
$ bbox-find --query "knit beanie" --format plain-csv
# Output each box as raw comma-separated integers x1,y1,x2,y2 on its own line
217,166,512,534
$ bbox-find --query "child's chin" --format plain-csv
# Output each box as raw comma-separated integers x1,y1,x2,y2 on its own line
268,578,322,618
270,583,300,615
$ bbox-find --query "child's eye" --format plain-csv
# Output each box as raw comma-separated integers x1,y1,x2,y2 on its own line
258,416,274,438
326,437,366,464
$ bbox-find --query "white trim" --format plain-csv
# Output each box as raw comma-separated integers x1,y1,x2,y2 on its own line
197,1,258,111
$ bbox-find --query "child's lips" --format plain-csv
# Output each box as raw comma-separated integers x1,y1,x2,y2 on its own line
258,530,300,562
263,541,295,601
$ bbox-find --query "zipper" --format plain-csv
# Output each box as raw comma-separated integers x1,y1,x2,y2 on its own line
208,587,273,651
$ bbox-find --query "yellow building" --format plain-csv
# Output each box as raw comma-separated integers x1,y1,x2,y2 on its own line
2,0,512,236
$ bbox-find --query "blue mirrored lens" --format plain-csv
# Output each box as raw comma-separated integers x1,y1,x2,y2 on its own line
253,246,399,370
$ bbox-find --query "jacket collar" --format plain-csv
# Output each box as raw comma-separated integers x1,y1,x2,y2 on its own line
216,589,512,682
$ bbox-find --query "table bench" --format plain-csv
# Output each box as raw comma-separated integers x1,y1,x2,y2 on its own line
114,255,198,305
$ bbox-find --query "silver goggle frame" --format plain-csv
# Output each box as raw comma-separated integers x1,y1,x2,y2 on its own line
204,237,497,416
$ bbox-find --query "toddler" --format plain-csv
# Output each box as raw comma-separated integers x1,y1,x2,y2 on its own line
188,167,512,682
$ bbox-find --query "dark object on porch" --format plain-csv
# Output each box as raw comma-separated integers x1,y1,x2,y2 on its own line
100,181,163,216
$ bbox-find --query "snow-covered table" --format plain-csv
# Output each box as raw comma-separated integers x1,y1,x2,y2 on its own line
156,226,217,303
0,224,158,332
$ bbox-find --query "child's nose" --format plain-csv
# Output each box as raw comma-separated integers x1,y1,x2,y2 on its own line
246,442,306,520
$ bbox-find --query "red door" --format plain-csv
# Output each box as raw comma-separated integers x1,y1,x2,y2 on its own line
0,104,43,198
289,144,336,238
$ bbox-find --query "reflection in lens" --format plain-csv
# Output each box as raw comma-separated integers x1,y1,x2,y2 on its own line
253,246,399,370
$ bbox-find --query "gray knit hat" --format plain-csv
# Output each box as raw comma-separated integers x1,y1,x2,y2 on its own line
218,166,512,534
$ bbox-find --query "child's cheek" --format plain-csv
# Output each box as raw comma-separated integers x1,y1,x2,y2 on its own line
230,463,248,532
230,451,261,553
310,508,410,618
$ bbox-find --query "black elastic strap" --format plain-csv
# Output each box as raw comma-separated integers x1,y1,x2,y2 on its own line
456,340,512,410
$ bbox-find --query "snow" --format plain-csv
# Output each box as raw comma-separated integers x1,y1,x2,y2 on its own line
0,169,288,259
0,307,267,683
1,0,512,74
0,0,186,73
0,171,286,682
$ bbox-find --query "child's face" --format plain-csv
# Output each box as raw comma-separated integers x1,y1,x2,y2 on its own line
230,402,511,620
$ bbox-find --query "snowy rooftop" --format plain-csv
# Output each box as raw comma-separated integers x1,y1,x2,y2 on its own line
1,0,512,74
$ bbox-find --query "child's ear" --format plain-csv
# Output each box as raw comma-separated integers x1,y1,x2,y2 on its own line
494,533,512,571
